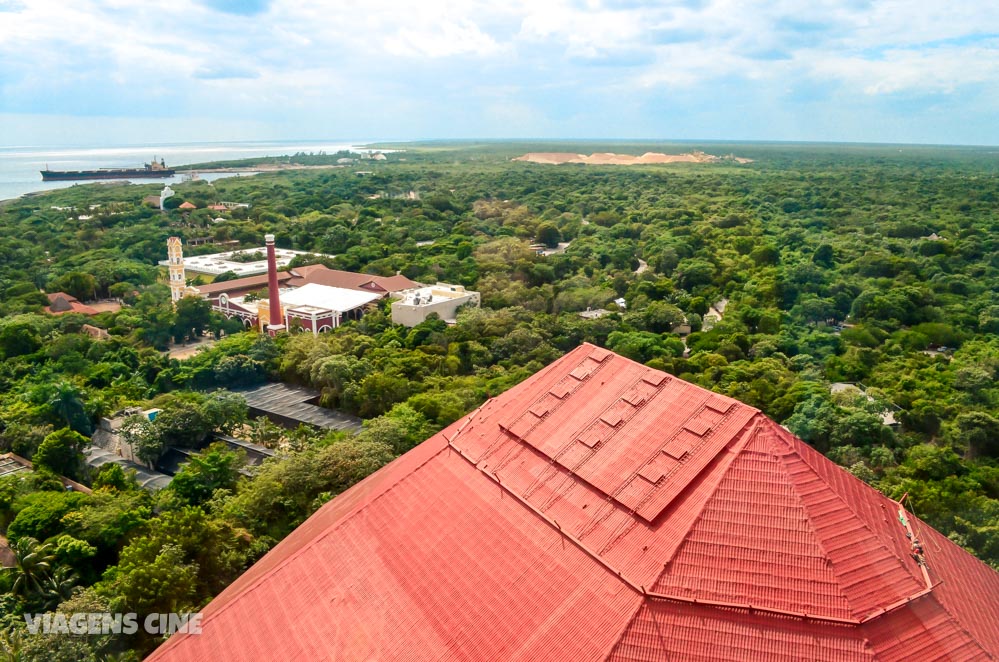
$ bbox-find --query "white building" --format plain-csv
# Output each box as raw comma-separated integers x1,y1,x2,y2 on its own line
159,185,175,211
216,284,380,334
157,246,331,277
391,283,480,327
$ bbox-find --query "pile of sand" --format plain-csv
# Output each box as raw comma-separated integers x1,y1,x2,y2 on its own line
512,151,752,165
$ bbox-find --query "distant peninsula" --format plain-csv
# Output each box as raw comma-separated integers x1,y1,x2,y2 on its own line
513,150,753,165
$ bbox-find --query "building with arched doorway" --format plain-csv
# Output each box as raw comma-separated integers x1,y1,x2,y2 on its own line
213,284,380,335
164,237,418,334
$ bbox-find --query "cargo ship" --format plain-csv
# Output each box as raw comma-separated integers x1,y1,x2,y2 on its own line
40,158,176,181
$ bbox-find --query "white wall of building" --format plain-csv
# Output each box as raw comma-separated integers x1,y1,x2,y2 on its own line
391,284,480,327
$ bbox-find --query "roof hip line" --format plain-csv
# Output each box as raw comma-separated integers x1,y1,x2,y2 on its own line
857,584,937,623
445,436,888,628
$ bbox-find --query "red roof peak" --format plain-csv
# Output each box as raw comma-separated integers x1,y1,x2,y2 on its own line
151,343,999,661
650,416,925,622
476,344,757,525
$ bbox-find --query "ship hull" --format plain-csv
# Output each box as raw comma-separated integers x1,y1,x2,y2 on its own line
40,169,176,181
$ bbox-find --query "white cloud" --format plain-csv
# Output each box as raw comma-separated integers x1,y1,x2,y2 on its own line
1,0,998,142
385,19,502,58
4,0,996,95
808,42,999,95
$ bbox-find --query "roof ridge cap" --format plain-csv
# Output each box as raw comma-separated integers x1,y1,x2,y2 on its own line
447,429,867,628
649,412,857,620
769,420,927,619
892,589,994,657
755,414,859,615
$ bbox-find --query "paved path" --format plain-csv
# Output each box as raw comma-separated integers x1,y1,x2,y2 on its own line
167,337,216,360
702,298,729,330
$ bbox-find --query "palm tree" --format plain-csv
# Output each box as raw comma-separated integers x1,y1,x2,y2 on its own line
10,537,54,600
41,565,79,611
47,381,92,435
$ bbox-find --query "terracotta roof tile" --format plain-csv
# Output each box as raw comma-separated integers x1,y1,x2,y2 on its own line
288,265,417,293
194,271,293,296
45,292,99,315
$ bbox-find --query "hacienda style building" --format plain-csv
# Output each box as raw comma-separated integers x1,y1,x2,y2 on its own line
150,344,999,661
167,236,479,332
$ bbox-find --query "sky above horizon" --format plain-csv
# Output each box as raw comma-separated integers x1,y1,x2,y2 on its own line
1,0,998,147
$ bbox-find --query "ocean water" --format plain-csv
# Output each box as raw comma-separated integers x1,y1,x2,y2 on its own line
0,140,363,201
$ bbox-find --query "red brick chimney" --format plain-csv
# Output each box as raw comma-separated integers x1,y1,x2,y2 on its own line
265,234,285,334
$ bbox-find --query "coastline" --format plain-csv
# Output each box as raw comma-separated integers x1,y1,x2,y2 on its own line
0,140,367,202
175,164,345,175
0,171,252,204
1,164,351,203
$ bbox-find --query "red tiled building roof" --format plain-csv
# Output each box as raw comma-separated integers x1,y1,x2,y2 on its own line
150,344,999,661
45,292,99,316
193,272,294,298
193,265,418,301
287,264,418,293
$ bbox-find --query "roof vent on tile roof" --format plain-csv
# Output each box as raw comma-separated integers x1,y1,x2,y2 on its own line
489,348,755,524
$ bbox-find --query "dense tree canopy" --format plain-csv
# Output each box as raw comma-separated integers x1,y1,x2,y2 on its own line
0,141,997,658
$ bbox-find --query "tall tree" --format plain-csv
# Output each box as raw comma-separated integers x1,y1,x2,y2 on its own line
168,443,245,507
46,381,92,435
172,296,213,342
33,428,89,481
10,537,54,601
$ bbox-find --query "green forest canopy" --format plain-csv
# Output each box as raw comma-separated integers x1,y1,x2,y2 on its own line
0,141,996,658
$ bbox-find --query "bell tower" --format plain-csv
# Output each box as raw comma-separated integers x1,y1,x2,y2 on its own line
167,236,186,304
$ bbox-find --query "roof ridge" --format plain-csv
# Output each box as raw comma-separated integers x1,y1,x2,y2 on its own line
151,345,999,661
591,402,758,560
902,577,995,657
768,420,928,620
649,413,857,619
628,419,753,568
652,414,763,563
448,433,868,628
755,418,858,615
601,596,651,661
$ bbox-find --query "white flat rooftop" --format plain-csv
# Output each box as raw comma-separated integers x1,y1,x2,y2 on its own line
280,283,380,313
158,246,332,276
395,283,478,306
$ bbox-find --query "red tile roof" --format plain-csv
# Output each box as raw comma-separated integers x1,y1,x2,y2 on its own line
288,264,417,293
194,271,294,297
45,292,99,316
194,265,418,300
150,344,999,661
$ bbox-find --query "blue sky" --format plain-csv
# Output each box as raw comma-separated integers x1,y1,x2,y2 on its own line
1,0,997,146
